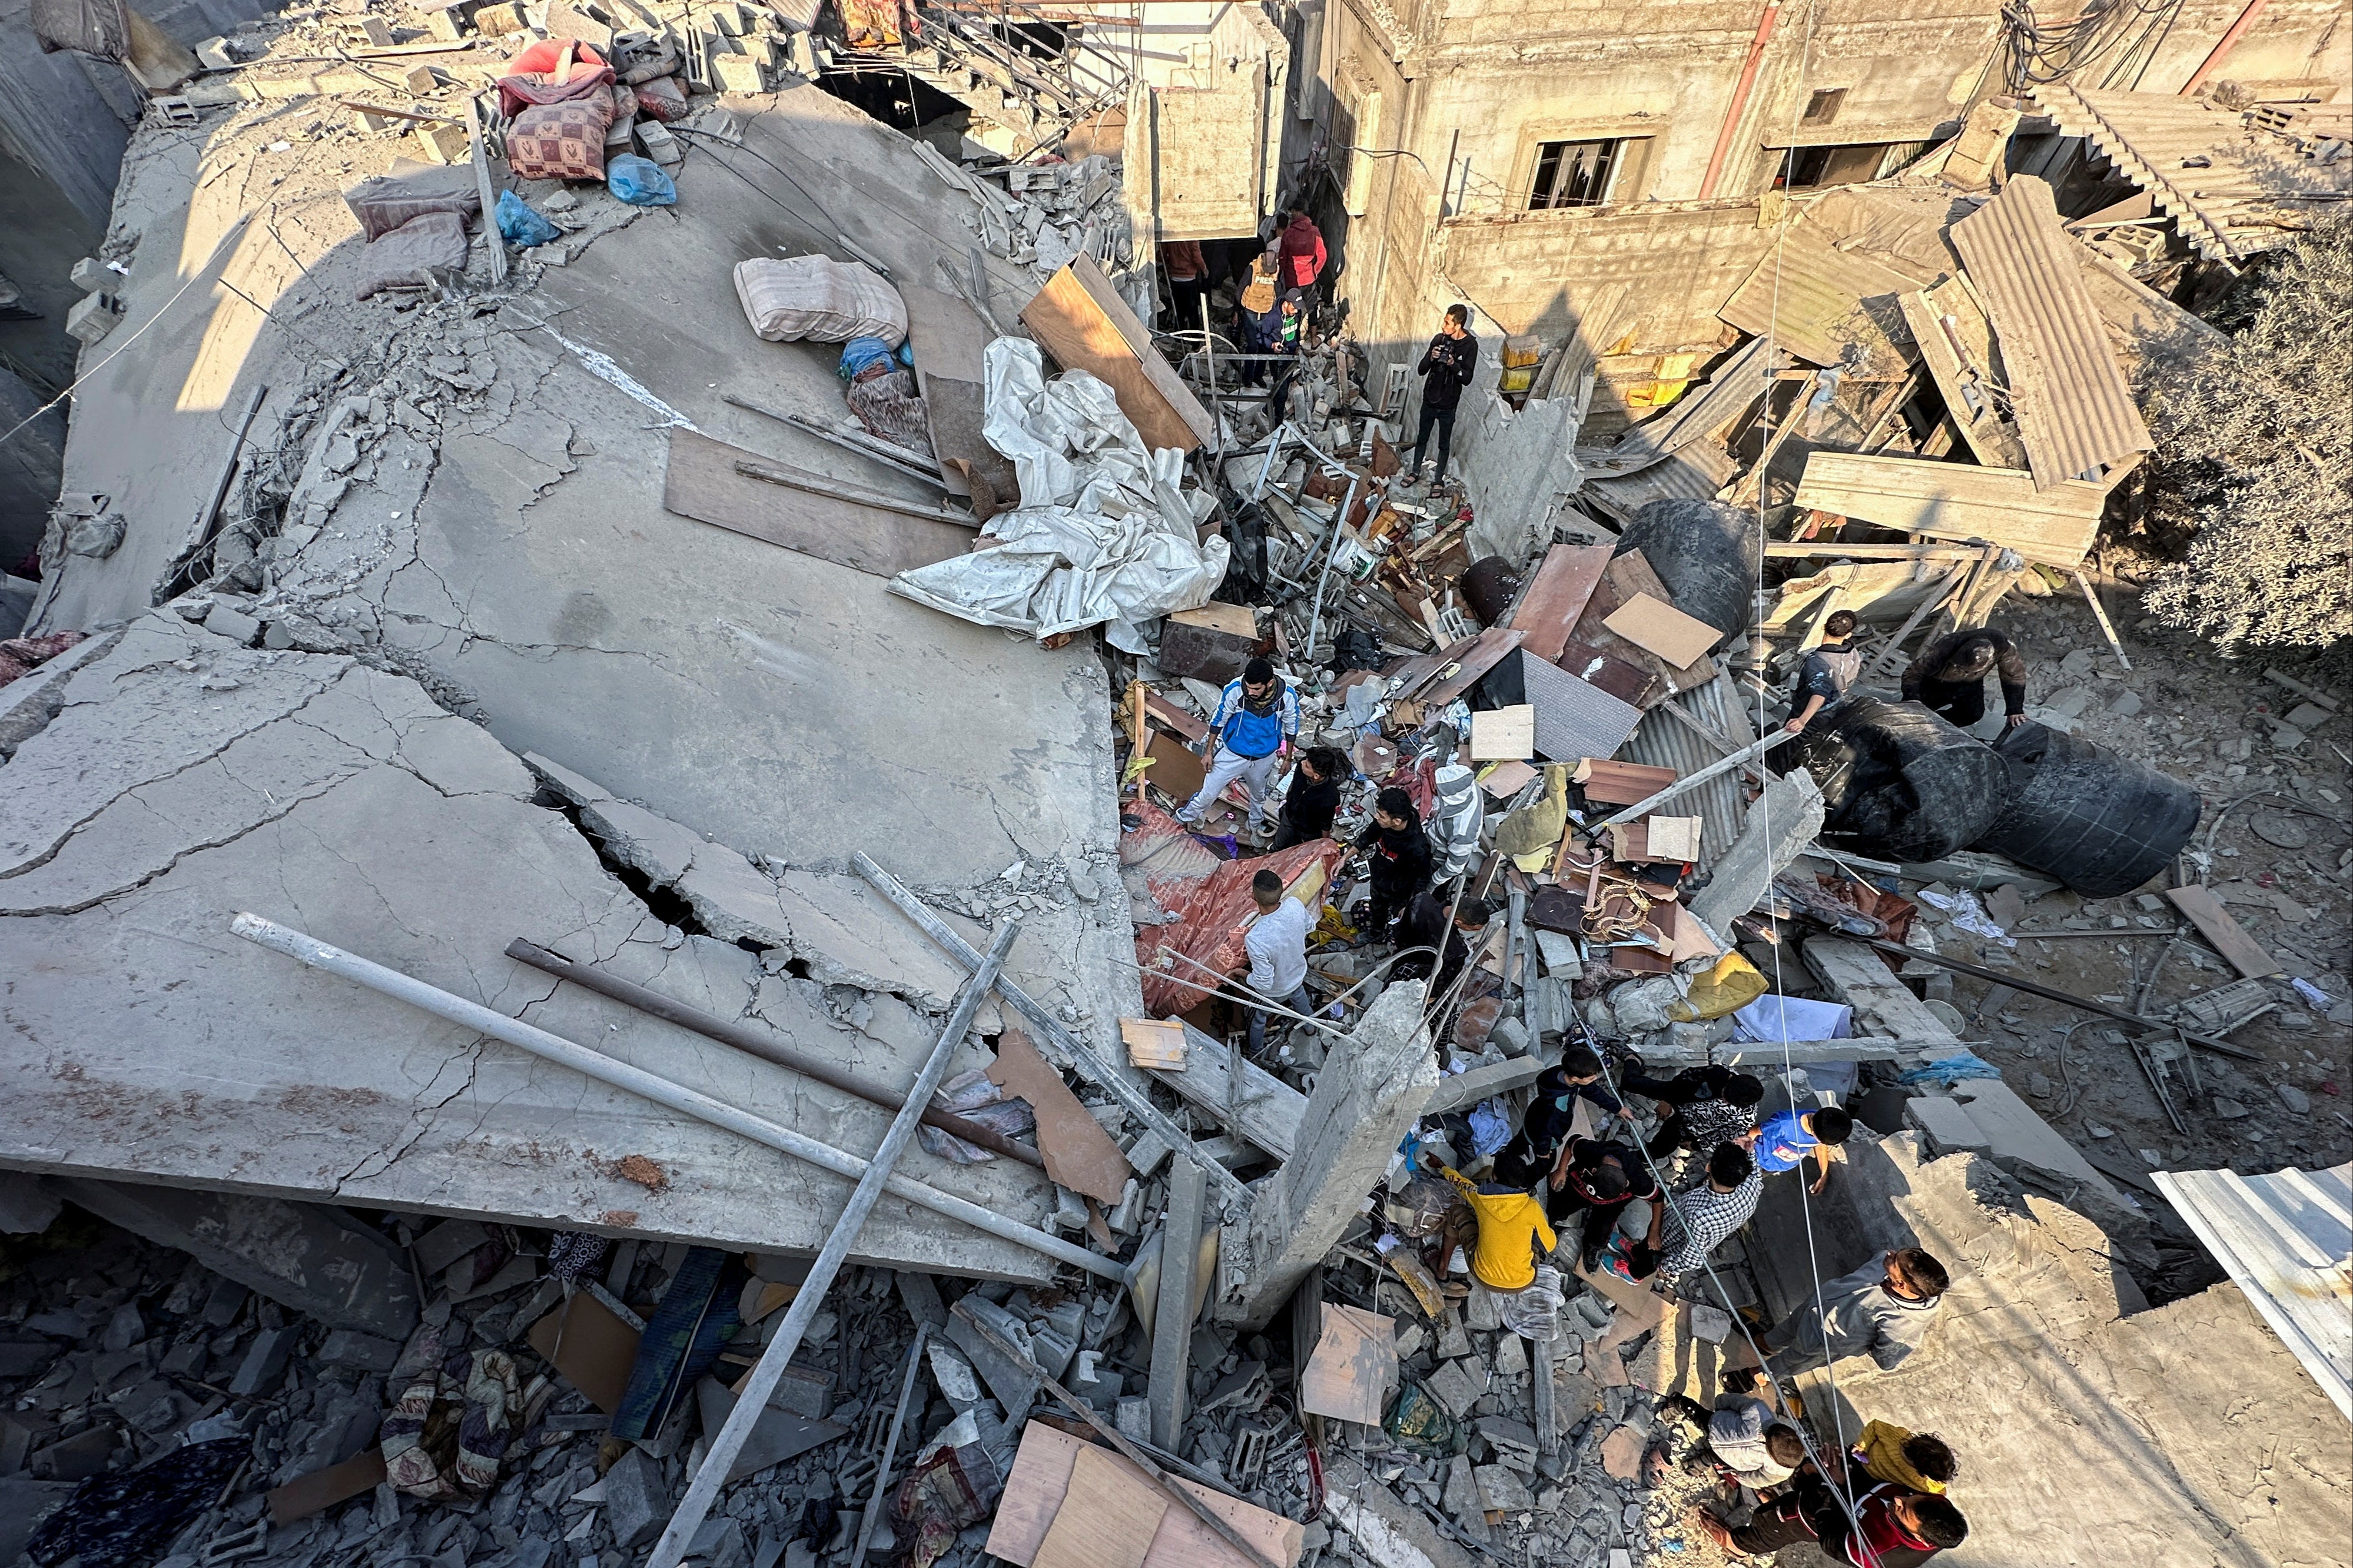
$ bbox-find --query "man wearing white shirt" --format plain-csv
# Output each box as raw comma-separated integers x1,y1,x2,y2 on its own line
1241,869,1312,1055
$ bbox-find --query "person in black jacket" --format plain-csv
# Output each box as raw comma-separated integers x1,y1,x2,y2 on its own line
1902,627,2029,730
1410,304,1478,484
1352,786,1432,943
1618,1058,1766,1158
1268,746,1346,851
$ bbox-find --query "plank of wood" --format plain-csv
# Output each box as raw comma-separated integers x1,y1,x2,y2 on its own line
1601,593,1720,669
662,430,973,578
1469,705,1535,760
1150,1023,1307,1161
1020,255,1214,451
1895,284,2026,470
527,1293,641,1413
1144,692,1208,743
1298,1303,1395,1426
1122,1018,1189,1069
268,1448,388,1524
1509,542,1614,663
1802,937,1963,1044
2163,885,2283,979
985,1421,1303,1568
1571,759,1678,806
1793,451,2111,569
1406,626,1526,708
1575,552,1716,699
1033,1443,1169,1568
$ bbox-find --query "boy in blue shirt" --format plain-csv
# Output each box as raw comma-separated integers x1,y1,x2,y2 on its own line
1755,1105,1853,1194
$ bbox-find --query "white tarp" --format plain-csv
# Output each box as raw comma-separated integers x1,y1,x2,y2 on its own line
888,340,1227,646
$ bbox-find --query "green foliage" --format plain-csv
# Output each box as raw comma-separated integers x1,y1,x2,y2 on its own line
2136,214,2353,652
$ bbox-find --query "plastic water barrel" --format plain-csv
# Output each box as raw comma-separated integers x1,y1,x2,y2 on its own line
1613,498,1762,646
1973,723,2201,898
1797,695,2010,861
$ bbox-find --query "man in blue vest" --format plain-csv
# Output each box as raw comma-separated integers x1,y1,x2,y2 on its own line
1178,657,1299,842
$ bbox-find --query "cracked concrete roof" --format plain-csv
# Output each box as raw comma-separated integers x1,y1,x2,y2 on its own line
3,81,1141,1270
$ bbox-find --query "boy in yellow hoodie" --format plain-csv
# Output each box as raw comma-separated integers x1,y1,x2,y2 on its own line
1440,1166,1558,1291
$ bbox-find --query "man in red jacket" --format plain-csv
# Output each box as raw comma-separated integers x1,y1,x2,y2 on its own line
1279,210,1326,293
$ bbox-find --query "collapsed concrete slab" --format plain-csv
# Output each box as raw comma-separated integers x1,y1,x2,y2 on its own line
0,613,1063,1278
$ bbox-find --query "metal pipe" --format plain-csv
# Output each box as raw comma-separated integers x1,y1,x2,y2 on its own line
1698,0,1786,200
1303,474,1359,663
847,1322,931,1566
646,925,1020,1568
227,913,1121,1281
851,853,1253,1208
1251,420,1288,499
1585,732,1781,833
503,938,1045,1170
2179,0,2270,95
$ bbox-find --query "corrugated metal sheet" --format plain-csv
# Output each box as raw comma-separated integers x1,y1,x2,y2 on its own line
1571,339,1776,523
2150,1162,2352,1423
2035,84,2353,263
1718,214,1934,370
1793,450,2109,567
1578,454,1725,525
1521,652,1647,763
1618,672,1757,872
1949,175,2151,491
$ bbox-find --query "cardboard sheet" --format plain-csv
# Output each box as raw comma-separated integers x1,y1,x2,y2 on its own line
1602,593,1721,669
985,1421,1303,1568
990,1025,1131,1204
1299,1303,1396,1426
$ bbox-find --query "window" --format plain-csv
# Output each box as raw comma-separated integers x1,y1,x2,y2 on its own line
1780,140,1929,191
1528,139,1625,210
1802,88,1848,128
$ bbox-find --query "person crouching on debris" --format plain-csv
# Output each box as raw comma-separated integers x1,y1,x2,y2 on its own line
1851,1420,1957,1495
1240,869,1313,1058
1237,245,1285,387
1392,890,1491,1004
1439,1163,1557,1291
1179,657,1299,843
1661,1393,1807,1493
1411,304,1478,486
1725,1245,1953,1392
1707,1474,1969,1566
1269,745,1346,851
1351,786,1432,942
1902,626,2029,732
1754,1102,1853,1194
1782,610,1862,735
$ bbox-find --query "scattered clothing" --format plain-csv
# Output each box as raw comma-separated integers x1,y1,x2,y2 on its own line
1442,1166,1558,1290
1653,1166,1763,1280
24,1436,249,1568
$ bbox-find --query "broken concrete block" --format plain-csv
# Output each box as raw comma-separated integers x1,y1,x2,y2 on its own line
101,1303,144,1353
230,1326,300,1396
65,293,122,346
1114,1395,1150,1443
1442,1454,1485,1534
712,52,766,93
946,1297,1040,1418
64,511,125,559
413,121,471,164
203,604,263,646
1426,1357,1487,1418
1904,1095,1990,1158
68,257,113,293
604,1447,669,1549
318,1329,401,1372
59,1180,419,1339
1599,1421,1647,1481
1475,1463,1535,1514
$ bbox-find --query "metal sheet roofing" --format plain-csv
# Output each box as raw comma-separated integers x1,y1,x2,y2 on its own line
2150,1162,2352,1423
1949,175,2151,491
1617,671,1757,873
2034,84,2353,263
1718,214,1934,371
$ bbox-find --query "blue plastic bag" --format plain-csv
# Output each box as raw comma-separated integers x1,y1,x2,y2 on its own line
606,154,676,207
838,335,896,381
495,190,560,247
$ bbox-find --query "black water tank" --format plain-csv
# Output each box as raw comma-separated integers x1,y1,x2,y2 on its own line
1797,694,2010,862
1459,556,1523,626
1973,723,2201,898
1614,498,1762,646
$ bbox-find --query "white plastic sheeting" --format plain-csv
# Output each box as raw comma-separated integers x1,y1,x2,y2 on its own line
888,340,1227,646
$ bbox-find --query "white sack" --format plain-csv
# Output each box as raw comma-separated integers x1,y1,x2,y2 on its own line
733,256,907,347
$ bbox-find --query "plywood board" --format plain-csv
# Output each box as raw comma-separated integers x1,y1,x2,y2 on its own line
1020,255,1214,451
2164,885,2283,979
1171,602,1260,638
985,1421,1304,1568
1896,285,2028,470
528,1293,641,1413
1601,593,1720,669
1574,552,1717,700
663,430,974,577
1299,1303,1396,1426
1144,730,1206,802
1469,705,1536,760
1573,759,1678,805
1121,1018,1188,1069
1793,451,2110,568
268,1448,387,1524
1405,627,1526,708
1481,759,1537,798
1509,542,1614,663
1647,815,1703,861
1033,1443,1169,1568
990,1025,1131,1204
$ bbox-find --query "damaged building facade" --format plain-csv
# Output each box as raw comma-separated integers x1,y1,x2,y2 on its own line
0,0,2349,1566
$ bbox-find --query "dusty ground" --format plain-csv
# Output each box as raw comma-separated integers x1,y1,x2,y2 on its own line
1900,579,2352,1182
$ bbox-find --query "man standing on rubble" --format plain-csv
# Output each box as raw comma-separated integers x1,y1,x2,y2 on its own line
1179,657,1299,843
1782,610,1862,735
1410,305,1478,486
1237,245,1286,387
1278,208,1327,295
1640,1142,1762,1283
1268,745,1346,851
1240,869,1313,1057
1902,626,2030,731
1162,238,1209,334
1351,786,1433,942
1428,750,1484,882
